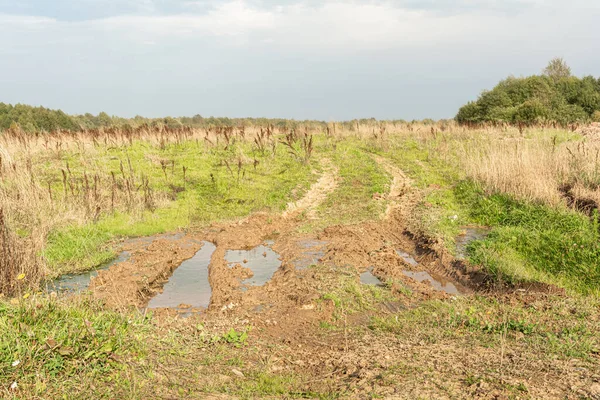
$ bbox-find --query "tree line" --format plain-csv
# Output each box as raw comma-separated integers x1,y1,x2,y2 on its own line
0,102,440,134
456,58,600,125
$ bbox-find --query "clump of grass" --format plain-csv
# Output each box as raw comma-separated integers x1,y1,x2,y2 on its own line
0,208,42,297
0,297,149,397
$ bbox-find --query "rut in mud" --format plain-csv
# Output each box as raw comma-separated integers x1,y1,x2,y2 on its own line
372,154,414,219
283,158,339,219
82,160,340,311
83,153,474,316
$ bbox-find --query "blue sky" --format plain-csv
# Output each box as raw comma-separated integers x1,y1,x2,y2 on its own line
1,0,599,120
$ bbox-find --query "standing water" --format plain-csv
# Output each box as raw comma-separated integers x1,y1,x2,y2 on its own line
147,241,216,309
396,250,419,267
402,270,460,295
292,240,328,270
225,242,282,287
360,268,384,286
47,251,131,293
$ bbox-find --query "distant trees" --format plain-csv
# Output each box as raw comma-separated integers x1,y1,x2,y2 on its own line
456,59,600,125
0,103,80,133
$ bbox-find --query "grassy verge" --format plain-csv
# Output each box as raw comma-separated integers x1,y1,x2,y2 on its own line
0,297,150,398
379,134,600,295
456,181,600,294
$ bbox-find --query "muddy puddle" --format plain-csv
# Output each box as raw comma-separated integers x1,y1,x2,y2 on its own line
360,268,383,286
147,241,216,310
402,270,459,295
397,250,419,267
47,251,131,293
47,233,189,294
455,227,490,259
225,241,282,287
292,240,328,270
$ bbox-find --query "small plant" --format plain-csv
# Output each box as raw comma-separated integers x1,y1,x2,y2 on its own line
220,328,249,347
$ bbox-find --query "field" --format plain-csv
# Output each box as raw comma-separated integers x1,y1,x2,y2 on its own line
1,122,599,399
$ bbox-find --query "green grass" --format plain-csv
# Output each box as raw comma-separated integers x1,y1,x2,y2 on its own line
456,180,600,294
0,297,150,398
40,139,316,275
302,138,390,231
369,295,599,360
376,135,600,295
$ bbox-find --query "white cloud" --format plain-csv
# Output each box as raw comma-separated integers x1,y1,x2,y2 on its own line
0,0,597,51
0,13,56,27
91,1,276,38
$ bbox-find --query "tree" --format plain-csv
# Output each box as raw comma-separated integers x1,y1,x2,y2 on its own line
455,102,483,124
543,57,571,81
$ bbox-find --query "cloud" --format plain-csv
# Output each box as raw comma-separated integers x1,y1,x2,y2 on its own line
93,1,277,38
0,1,531,50
1,0,596,52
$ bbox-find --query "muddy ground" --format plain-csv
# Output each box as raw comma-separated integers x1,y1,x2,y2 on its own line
74,157,599,399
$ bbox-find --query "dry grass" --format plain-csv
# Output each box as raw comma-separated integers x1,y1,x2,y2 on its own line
0,208,42,297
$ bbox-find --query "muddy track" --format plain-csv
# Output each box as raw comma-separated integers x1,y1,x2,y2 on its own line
82,154,582,398
89,153,475,317
88,154,559,314
283,158,339,219
88,160,339,310
371,154,414,219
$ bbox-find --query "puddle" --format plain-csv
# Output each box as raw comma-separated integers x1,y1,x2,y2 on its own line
455,227,490,259
360,268,383,286
292,240,328,270
225,244,282,287
397,250,419,266
147,241,216,310
402,270,459,295
47,251,131,293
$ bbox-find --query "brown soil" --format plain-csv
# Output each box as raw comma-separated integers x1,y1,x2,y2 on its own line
86,159,595,399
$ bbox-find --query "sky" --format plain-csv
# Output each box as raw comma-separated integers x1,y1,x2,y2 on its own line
0,0,599,120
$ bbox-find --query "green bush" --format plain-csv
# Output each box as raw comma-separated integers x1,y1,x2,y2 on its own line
456,60,600,125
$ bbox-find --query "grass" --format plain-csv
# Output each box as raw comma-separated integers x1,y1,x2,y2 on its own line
0,297,150,398
457,180,600,293
35,139,316,276
301,138,390,231
369,295,599,361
